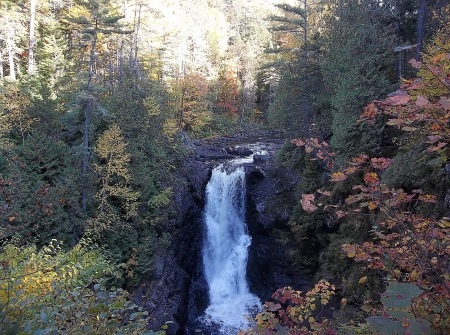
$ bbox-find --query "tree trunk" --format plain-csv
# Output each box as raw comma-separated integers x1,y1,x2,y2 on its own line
415,0,426,61
6,28,16,80
303,0,310,137
119,40,124,79
178,88,185,130
0,47,3,79
81,25,98,212
28,0,36,74
133,4,142,73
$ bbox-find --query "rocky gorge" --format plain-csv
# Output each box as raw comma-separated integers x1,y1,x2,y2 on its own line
131,132,310,334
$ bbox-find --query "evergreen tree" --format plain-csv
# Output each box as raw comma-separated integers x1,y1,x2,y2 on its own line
321,0,396,158
267,0,325,138
64,0,131,211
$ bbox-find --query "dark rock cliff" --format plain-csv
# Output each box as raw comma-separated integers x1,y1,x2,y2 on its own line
135,133,304,334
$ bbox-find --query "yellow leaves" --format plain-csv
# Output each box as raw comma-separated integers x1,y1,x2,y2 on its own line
359,276,368,284
347,251,356,258
410,270,419,281
418,194,437,203
368,202,378,210
331,171,348,182
439,217,450,228
93,124,140,222
341,298,347,306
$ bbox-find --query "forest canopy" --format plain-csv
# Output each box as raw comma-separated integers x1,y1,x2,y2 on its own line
1,0,449,334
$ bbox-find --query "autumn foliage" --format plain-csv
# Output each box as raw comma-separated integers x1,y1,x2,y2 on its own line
244,25,450,335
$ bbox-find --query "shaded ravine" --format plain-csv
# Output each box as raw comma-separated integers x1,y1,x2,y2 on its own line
195,162,261,334
137,134,303,335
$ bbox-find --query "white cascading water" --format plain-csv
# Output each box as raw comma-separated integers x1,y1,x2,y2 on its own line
199,163,261,334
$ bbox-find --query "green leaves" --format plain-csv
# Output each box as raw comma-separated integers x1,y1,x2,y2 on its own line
366,282,435,335
366,316,406,335
381,282,423,309
0,239,152,334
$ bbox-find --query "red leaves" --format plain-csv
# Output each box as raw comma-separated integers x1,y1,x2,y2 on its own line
415,95,431,109
427,141,446,152
290,138,306,147
409,58,422,69
358,67,450,154
439,97,450,111
371,157,392,169
382,91,410,106
301,194,318,212
290,138,335,172
265,301,282,312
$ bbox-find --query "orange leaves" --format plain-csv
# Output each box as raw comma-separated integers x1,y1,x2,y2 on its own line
367,202,378,211
418,194,437,203
431,52,450,64
430,123,443,131
360,102,378,124
364,173,379,186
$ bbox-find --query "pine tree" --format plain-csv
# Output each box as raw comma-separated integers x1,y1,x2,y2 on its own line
267,0,324,137
64,0,131,211
321,0,396,158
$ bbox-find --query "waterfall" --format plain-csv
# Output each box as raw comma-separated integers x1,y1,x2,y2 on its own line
199,163,261,334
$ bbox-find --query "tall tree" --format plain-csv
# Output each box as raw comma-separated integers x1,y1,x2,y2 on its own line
267,0,324,137
0,0,26,79
28,0,37,74
65,0,131,211
321,0,396,158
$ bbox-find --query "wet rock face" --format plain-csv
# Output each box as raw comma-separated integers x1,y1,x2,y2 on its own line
243,161,300,301
245,164,298,231
133,151,212,335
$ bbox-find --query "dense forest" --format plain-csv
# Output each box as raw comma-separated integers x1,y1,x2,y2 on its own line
1,0,449,334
